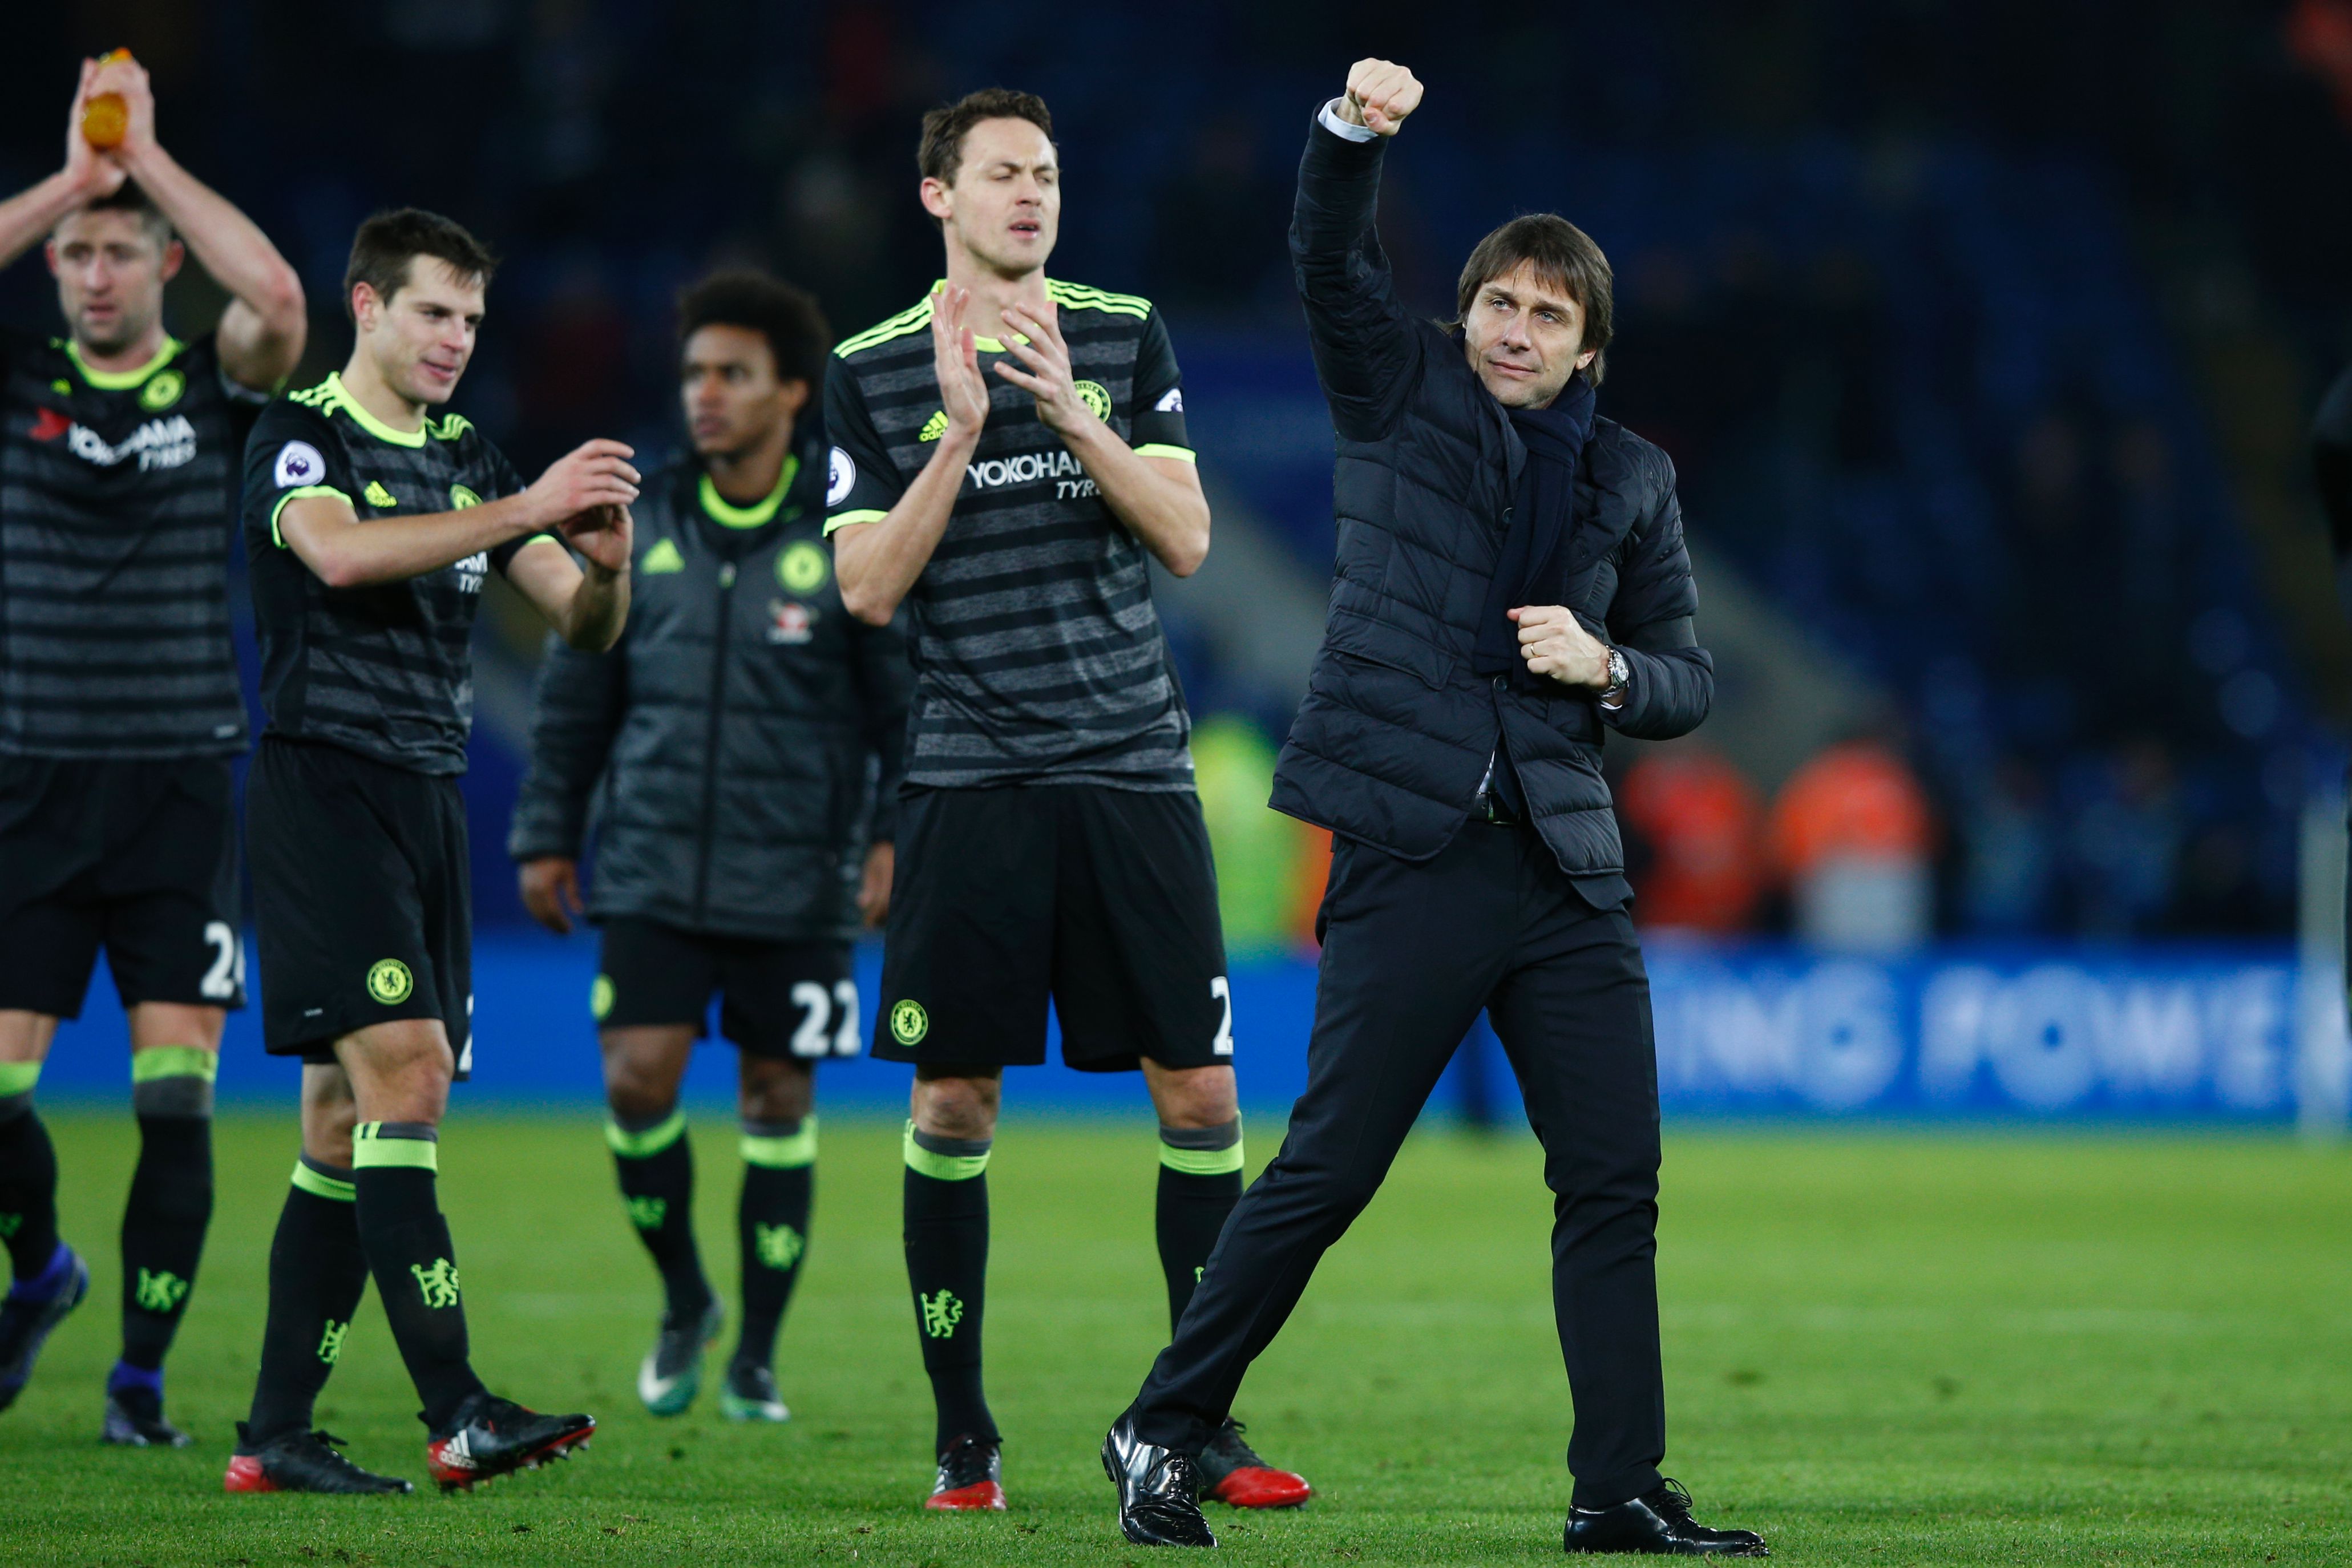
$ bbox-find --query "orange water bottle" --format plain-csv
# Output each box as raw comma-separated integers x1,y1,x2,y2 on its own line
81,49,134,149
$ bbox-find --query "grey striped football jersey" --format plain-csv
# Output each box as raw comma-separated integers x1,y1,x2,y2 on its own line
242,373,541,776
0,330,263,756
823,281,1196,791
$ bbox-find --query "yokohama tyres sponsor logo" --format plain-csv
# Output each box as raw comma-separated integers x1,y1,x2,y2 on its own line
65,414,197,471
967,446,1096,500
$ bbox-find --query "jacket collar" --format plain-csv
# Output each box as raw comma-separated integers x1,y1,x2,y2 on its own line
682,430,826,550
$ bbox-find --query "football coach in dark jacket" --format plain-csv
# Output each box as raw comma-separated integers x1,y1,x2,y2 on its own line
508,272,911,1423
1103,62,1764,1557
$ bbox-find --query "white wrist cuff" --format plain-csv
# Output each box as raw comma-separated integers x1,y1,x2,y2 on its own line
1319,99,1379,143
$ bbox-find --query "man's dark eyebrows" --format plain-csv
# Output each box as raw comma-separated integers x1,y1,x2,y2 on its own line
1491,280,1577,315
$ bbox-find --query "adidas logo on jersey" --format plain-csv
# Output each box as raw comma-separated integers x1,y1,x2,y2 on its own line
63,414,197,472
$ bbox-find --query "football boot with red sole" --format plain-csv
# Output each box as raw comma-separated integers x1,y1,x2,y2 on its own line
425,1392,594,1492
926,1432,1005,1510
1198,1419,1312,1509
223,1424,413,1494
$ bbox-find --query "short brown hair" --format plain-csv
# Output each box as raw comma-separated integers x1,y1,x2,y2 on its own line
342,208,498,323
66,182,171,246
677,270,831,390
918,87,1055,188
1455,214,1615,386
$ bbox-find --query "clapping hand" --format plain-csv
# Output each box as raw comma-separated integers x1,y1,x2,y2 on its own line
994,300,1097,438
63,60,128,198
931,285,992,443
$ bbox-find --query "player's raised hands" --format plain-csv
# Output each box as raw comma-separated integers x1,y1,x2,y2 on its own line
63,60,128,199
1340,58,1422,137
527,438,641,532
86,52,159,165
994,300,1093,438
931,285,992,442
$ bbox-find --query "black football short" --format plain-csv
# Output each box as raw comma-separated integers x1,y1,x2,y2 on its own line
873,785,1233,1072
0,755,245,1018
246,737,472,1074
594,917,859,1060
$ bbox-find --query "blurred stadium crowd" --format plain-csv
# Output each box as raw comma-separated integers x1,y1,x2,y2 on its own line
7,0,2351,949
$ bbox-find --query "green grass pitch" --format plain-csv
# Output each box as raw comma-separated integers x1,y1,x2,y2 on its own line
5,1110,2349,1565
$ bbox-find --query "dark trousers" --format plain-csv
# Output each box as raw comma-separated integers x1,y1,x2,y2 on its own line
1129,820,1667,1509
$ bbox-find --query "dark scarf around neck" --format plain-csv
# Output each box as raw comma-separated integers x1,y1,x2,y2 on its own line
1472,372,1598,691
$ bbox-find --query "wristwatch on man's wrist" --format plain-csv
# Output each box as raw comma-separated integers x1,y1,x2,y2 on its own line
1598,646,1630,709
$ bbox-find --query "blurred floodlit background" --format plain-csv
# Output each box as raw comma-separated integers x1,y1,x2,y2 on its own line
14,1,2352,1126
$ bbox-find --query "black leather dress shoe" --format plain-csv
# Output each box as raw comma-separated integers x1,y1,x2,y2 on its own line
1563,1479,1768,1556
1102,1415,1217,1547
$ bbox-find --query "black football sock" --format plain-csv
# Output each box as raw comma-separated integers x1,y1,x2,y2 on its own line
1155,1118,1244,1332
0,1066,61,1285
118,1050,217,1373
903,1121,995,1452
734,1117,815,1371
244,1155,370,1445
607,1109,713,1323
351,1122,484,1433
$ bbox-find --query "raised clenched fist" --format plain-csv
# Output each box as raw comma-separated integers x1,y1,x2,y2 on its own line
1340,59,1422,137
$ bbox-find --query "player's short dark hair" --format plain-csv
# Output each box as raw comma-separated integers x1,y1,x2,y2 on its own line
918,87,1055,190
1455,214,1615,386
676,270,831,390
67,182,171,246
342,208,498,323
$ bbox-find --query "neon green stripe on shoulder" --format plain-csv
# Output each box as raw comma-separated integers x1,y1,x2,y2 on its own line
1047,280,1153,320
836,296,937,358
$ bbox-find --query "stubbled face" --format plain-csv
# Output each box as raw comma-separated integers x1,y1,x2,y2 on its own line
47,208,181,357
924,117,1060,279
355,257,484,406
681,323,807,460
1461,260,1597,409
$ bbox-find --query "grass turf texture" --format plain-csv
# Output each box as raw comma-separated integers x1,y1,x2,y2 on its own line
3,1113,2347,1565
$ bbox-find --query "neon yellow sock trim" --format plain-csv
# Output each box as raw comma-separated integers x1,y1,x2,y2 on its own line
131,1047,219,1084
741,1117,818,1169
0,1061,40,1097
351,1124,438,1171
291,1161,357,1202
902,1120,990,1181
605,1109,688,1158
1159,1139,1246,1176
